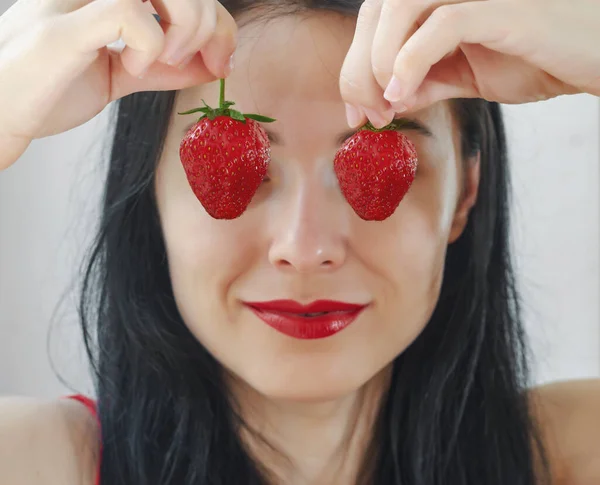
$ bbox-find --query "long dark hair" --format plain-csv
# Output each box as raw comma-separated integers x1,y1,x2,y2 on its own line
79,1,551,483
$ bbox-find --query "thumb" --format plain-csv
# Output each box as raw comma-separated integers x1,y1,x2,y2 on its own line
109,51,218,102
391,54,479,112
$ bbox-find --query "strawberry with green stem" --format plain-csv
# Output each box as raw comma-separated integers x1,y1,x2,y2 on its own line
178,78,275,219
334,119,418,221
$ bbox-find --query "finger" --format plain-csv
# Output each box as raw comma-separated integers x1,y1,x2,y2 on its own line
384,1,514,104
64,0,165,76
388,53,478,112
108,49,217,101
340,0,393,128
371,0,471,90
190,2,237,78
153,0,218,66
406,79,472,111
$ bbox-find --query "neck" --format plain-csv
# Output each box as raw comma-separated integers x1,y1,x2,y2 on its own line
229,367,392,485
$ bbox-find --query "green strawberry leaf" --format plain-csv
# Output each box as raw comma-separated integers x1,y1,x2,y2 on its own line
228,109,246,122
178,107,209,115
177,81,277,125
363,118,410,132
243,114,276,123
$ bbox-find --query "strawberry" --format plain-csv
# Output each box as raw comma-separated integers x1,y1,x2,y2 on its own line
178,79,275,219
334,120,418,221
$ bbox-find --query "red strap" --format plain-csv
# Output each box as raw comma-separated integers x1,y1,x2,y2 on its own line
65,395,101,485
68,394,97,416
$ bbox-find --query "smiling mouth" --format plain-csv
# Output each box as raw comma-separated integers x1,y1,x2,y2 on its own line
248,307,364,339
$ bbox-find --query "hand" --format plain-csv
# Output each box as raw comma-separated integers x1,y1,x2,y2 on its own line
0,0,237,170
340,0,600,128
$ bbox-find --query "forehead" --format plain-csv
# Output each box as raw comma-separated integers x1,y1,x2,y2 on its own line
230,12,355,113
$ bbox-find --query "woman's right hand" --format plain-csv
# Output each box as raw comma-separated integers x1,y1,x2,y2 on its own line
0,0,237,171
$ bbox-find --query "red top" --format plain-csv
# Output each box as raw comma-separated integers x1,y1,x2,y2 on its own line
66,394,101,485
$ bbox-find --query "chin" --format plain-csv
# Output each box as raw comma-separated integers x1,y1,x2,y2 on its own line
240,366,378,403
257,384,360,403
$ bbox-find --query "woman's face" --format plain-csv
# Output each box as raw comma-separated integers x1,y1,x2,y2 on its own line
155,12,476,401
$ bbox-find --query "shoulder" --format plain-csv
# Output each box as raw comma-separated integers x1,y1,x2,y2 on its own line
0,395,99,485
528,378,600,485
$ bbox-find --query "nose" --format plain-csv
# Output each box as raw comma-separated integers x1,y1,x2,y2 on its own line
268,183,347,273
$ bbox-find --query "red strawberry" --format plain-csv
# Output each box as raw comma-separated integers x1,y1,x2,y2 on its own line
178,79,275,219
334,121,418,221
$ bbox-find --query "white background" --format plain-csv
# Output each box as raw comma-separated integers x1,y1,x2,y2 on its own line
504,96,599,384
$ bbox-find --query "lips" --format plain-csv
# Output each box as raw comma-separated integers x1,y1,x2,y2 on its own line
244,299,367,339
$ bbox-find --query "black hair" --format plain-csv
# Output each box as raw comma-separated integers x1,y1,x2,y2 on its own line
79,1,551,483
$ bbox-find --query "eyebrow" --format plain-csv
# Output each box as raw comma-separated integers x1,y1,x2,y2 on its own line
182,117,433,145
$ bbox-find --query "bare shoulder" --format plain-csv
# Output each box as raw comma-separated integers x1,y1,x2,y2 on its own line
0,396,99,485
529,378,600,485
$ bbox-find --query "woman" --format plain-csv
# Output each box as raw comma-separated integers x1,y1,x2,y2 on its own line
0,0,599,484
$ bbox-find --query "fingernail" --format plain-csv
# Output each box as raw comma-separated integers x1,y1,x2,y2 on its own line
178,54,194,70
345,103,363,128
223,53,234,77
383,76,403,103
363,108,394,129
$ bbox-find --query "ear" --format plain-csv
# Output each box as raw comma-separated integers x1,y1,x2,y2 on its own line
448,152,480,244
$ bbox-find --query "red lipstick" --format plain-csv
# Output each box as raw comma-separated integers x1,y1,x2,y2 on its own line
244,300,367,339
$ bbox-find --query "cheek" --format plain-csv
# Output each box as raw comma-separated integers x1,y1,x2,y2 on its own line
155,159,261,317
385,200,448,300
360,149,460,315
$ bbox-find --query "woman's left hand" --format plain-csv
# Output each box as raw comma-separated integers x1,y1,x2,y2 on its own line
340,0,600,128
